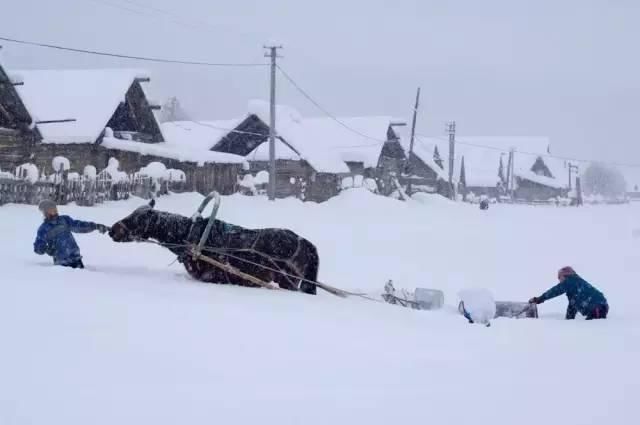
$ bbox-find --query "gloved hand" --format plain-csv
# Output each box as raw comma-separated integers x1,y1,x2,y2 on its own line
528,297,540,304
96,224,110,234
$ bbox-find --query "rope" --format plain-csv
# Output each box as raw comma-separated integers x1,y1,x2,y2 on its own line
136,239,377,300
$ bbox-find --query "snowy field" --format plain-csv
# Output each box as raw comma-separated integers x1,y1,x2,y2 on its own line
1,190,639,425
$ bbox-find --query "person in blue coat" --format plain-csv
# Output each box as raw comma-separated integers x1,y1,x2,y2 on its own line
33,199,109,269
529,267,609,320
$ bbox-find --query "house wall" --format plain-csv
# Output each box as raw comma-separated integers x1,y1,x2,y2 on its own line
249,159,340,202
514,178,564,201
465,185,501,198
0,128,34,171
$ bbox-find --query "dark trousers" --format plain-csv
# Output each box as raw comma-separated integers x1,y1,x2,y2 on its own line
62,259,85,269
586,304,608,320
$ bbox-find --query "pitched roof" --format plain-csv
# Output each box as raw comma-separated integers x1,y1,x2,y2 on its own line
392,128,449,181
161,119,242,152
169,100,396,174
14,68,154,144
406,135,568,189
246,100,393,173
0,60,32,128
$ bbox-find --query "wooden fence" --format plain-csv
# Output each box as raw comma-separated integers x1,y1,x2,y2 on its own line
0,170,188,207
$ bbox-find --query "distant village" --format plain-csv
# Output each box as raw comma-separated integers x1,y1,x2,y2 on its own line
1,61,638,206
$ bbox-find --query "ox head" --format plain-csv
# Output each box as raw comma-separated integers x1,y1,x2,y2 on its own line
109,199,156,242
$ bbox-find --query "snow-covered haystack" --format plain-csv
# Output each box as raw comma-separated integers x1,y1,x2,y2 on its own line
52,156,71,173
15,163,39,183
238,174,257,195
83,165,97,180
99,158,129,183
254,170,269,185
139,162,168,180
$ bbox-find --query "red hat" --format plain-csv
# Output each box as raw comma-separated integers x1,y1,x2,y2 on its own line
558,266,576,281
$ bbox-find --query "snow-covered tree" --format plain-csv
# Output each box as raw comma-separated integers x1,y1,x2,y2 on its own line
159,97,190,122
433,146,444,169
583,163,626,198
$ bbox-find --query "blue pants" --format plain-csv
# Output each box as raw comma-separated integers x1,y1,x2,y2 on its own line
586,304,608,320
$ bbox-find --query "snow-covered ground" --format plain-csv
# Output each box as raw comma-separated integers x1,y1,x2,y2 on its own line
1,190,639,425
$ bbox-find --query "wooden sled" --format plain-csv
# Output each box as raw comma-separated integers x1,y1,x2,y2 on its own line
494,301,538,319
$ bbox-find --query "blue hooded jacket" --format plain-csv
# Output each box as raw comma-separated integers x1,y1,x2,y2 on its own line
34,215,98,265
537,274,608,319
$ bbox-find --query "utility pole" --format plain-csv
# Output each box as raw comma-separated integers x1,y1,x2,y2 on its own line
568,163,579,191
447,121,456,200
406,87,421,195
506,148,514,198
264,44,283,201
568,163,580,205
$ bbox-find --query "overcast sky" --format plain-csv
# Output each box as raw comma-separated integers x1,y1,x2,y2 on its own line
1,0,639,168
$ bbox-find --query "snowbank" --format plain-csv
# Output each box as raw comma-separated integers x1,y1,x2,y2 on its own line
0,190,639,425
15,163,39,183
52,156,71,172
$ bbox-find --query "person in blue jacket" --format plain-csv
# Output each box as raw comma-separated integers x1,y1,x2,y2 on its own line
33,199,109,269
529,266,609,320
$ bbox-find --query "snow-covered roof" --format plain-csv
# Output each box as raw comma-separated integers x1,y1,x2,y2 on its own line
161,119,241,152
172,100,395,174
407,135,567,189
14,68,153,144
247,100,395,174
100,137,246,166
246,139,301,161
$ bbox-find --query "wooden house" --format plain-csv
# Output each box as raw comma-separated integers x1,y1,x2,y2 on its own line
445,137,568,201
391,130,452,197
163,100,400,202
0,61,39,171
4,68,244,194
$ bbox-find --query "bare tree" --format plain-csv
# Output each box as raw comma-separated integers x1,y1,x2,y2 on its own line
159,97,190,123
582,163,626,198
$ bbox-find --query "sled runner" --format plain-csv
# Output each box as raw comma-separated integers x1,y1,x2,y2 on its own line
381,281,444,310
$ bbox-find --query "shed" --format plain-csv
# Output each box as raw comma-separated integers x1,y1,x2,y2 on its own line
392,130,452,197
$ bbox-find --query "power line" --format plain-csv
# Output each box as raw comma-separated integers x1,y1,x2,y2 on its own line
277,65,388,144
187,121,267,138
86,0,224,34
417,134,640,169
0,35,267,67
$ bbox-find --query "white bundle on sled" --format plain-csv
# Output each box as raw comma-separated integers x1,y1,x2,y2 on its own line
458,288,496,326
